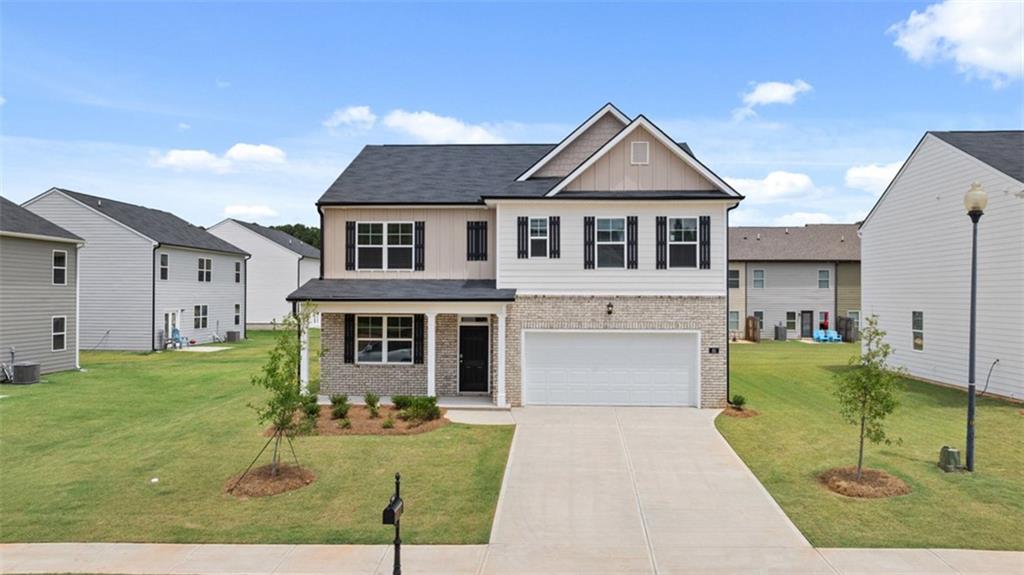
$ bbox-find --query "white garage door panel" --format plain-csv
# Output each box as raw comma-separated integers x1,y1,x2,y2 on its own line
523,331,696,406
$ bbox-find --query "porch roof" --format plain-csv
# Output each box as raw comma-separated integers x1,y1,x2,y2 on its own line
287,279,516,302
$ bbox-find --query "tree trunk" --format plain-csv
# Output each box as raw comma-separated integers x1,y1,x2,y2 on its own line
271,431,281,477
856,414,866,481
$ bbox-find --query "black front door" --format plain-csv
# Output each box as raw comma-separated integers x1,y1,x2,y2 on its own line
801,311,814,338
459,325,489,393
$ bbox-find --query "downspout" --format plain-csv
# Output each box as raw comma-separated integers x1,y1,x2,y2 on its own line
75,242,82,369
151,244,161,351
317,205,325,280
726,202,739,405
243,255,251,339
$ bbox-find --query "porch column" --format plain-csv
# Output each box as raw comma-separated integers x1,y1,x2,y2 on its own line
299,309,310,395
496,308,507,407
426,312,437,397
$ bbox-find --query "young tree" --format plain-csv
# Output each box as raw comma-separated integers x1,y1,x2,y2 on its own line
833,315,905,480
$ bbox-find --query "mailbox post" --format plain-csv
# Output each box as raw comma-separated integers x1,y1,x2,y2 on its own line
382,472,404,575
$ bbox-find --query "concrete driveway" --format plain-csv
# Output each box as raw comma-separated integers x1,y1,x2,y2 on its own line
483,407,834,575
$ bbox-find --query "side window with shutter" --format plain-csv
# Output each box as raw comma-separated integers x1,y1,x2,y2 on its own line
548,216,560,259
345,221,356,271
466,221,488,261
516,216,528,259
583,216,595,269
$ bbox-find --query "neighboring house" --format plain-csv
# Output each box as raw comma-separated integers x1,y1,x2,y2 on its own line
22,188,249,351
861,131,1023,400
209,219,321,328
288,104,743,407
0,196,84,374
729,224,860,340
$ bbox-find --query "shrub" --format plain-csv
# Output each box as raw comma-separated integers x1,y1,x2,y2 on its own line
368,404,380,419
382,416,395,429
365,392,381,418
329,394,348,407
339,418,352,429
730,394,747,410
301,394,320,419
399,396,441,423
392,395,415,410
330,397,350,420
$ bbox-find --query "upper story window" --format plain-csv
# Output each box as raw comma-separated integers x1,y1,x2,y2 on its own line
197,258,212,282
234,262,241,283
357,315,413,364
728,269,740,289
529,218,548,258
818,269,830,289
357,222,413,270
668,217,698,268
52,250,67,285
467,221,488,261
630,141,650,165
596,218,626,268
752,269,765,288
912,311,924,351
160,254,169,280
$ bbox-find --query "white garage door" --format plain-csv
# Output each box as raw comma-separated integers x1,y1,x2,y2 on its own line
522,331,697,406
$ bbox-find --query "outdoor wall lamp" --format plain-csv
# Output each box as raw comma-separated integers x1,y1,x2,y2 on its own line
607,302,614,315
963,182,987,472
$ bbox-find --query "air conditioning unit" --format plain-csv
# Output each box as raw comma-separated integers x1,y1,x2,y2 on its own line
12,362,40,385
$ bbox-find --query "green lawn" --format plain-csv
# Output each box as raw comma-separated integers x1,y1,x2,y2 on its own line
718,341,1024,550
0,330,514,544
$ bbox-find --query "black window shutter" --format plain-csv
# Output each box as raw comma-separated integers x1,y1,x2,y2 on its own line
517,216,528,259
413,315,424,364
583,216,595,269
467,221,487,261
414,221,425,271
343,314,355,363
345,221,356,271
699,216,711,269
655,216,667,270
549,216,560,259
626,216,639,269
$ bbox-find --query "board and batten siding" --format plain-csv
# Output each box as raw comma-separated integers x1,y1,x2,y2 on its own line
535,113,626,178
24,191,154,351
860,134,1024,400
153,246,246,347
322,207,495,279
727,263,746,336
836,262,861,318
0,236,78,373
564,125,717,192
745,261,835,339
496,201,729,295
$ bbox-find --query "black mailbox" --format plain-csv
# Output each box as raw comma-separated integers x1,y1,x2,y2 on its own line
383,495,404,525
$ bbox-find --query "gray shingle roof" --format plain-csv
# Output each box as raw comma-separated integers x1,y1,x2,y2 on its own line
930,131,1024,183
729,224,860,261
2,196,82,242
231,219,320,259
287,279,516,302
56,189,248,255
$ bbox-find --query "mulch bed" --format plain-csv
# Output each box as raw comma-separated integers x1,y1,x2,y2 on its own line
225,463,315,498
819,466,911,499
723,406,760,418
314,405,449,436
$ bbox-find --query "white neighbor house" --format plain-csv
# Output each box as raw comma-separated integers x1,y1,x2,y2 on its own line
209,219,321,328
860,131,1023,400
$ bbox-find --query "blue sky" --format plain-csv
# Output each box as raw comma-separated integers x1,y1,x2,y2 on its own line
3,1,1022,227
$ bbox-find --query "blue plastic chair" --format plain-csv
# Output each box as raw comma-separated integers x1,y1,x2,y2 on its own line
171,327,186,348
813,329,824,342
827,329,842,342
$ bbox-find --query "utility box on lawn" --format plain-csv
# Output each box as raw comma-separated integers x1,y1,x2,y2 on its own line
938,446,961,472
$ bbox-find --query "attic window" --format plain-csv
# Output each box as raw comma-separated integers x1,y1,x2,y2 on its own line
630,141,650,165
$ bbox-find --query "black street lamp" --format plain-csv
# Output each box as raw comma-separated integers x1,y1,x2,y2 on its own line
963,182,988,472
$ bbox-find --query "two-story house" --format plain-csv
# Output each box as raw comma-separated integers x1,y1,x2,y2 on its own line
0,196,84,374
728,224,860,340
23,188,249,351
288,104,743,407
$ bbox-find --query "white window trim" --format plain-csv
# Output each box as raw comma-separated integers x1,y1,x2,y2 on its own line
234,262,241,283
355,221,415,271
667,216,699,269
786,312,797,331
848,310,861,326
528,217,548,258
159,253,169,281
355,314,415,365
728,269,740,289
819,311,828,326
630,141,650,165
728,311,740,331
194,305,208,329
51,315,67,351
197,258,212,282
752,269,765,289
595,217,627,269
234,304,241,326
818,269,831,289
912,311,924,352
52,249,67,286
753,311,764,330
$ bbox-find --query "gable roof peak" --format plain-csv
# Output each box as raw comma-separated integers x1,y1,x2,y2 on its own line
515,103,631,181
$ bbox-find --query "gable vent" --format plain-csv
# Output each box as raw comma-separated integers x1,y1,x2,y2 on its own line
630,141,650,165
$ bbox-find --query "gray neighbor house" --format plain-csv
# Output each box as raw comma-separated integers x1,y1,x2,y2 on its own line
23,188,249,351
0,196,84,374
729,224,861,340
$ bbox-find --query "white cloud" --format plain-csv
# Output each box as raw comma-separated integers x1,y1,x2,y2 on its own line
177,122,191,132
890,1,1024,86
383,109,505,144
726,171,823,204
733,80,813,120
772,212,837,226
323,105,377,130
224,204,279,219
845,161,902,196
224,143,286,163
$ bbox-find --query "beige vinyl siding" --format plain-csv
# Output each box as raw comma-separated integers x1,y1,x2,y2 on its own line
535,113,626,178
861,134,1024,400
564,125,717,192
0,236,78,373
745,261,835,340
728,263,746,335
24,191,154,351
836,262,861,317
496,200,730,295
323,207,495,279
153,246,246,346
